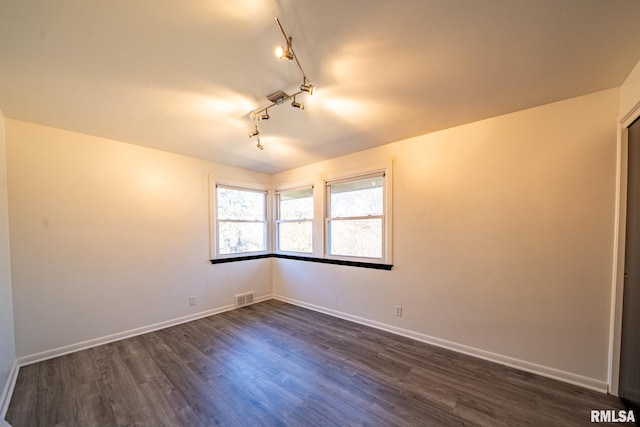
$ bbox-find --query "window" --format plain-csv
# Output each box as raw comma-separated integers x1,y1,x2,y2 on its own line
210,165,391,268
326,173,386,260
276,187,313,253
216,185,267,256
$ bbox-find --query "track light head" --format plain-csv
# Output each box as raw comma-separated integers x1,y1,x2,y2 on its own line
291,98,304,110
275,45,293,60
257,111,270,121
256,138,264,150
300,82,315,95
248,126,259,138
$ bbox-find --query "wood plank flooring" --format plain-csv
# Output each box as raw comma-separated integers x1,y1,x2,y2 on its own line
6,299,626,426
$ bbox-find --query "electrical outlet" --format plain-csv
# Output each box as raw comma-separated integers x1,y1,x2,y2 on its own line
189,296,196,306
395,305,402,317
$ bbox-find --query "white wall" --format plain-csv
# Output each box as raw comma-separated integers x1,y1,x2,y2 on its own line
0,110,16,416
6,120,272,358
273,88,620,387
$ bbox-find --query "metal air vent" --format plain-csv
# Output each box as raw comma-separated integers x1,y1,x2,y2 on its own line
235,291,255,308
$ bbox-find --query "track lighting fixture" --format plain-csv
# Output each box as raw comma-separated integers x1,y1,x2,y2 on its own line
257,110,270,121
274,19,295,61
247,18,316,150
275,45,293,61
300,82,315,95
291,96,304,110
300,77,315,95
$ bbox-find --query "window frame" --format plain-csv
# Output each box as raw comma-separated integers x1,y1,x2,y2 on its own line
324,169,392,264
275,185,315,255
209,163,392,268
213,183,269,259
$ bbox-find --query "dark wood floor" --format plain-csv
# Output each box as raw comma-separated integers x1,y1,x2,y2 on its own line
6,299,626,426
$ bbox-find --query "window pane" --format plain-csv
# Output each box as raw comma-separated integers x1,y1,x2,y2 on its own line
217,187,265,221
330,176,383,218
218,222,265,254
279,188,314,220
329,218,382,258
278,221,312,253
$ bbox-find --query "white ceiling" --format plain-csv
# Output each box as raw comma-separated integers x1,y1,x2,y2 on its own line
1,1,640,173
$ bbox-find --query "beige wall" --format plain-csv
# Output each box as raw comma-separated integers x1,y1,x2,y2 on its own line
3,87,622,391
0,110,16,416
6,120,272,358
273,88,620,387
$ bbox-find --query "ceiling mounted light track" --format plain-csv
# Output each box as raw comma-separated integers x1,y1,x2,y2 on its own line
266,90,290,105
247,17,316,150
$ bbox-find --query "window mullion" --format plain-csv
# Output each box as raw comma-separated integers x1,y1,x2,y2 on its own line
219,219,267,224
327,215,384,221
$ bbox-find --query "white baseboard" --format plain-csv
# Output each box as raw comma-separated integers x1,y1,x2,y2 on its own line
272,295,608,393
18,294,272,367
0,359,19,421
14,292,606,397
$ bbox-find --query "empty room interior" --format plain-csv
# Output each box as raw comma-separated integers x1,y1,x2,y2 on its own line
2,0,640,425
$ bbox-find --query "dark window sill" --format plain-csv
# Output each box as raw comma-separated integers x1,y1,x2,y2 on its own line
210,253,393,270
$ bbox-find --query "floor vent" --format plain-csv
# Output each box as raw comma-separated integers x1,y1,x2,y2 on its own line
235,291,255,308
